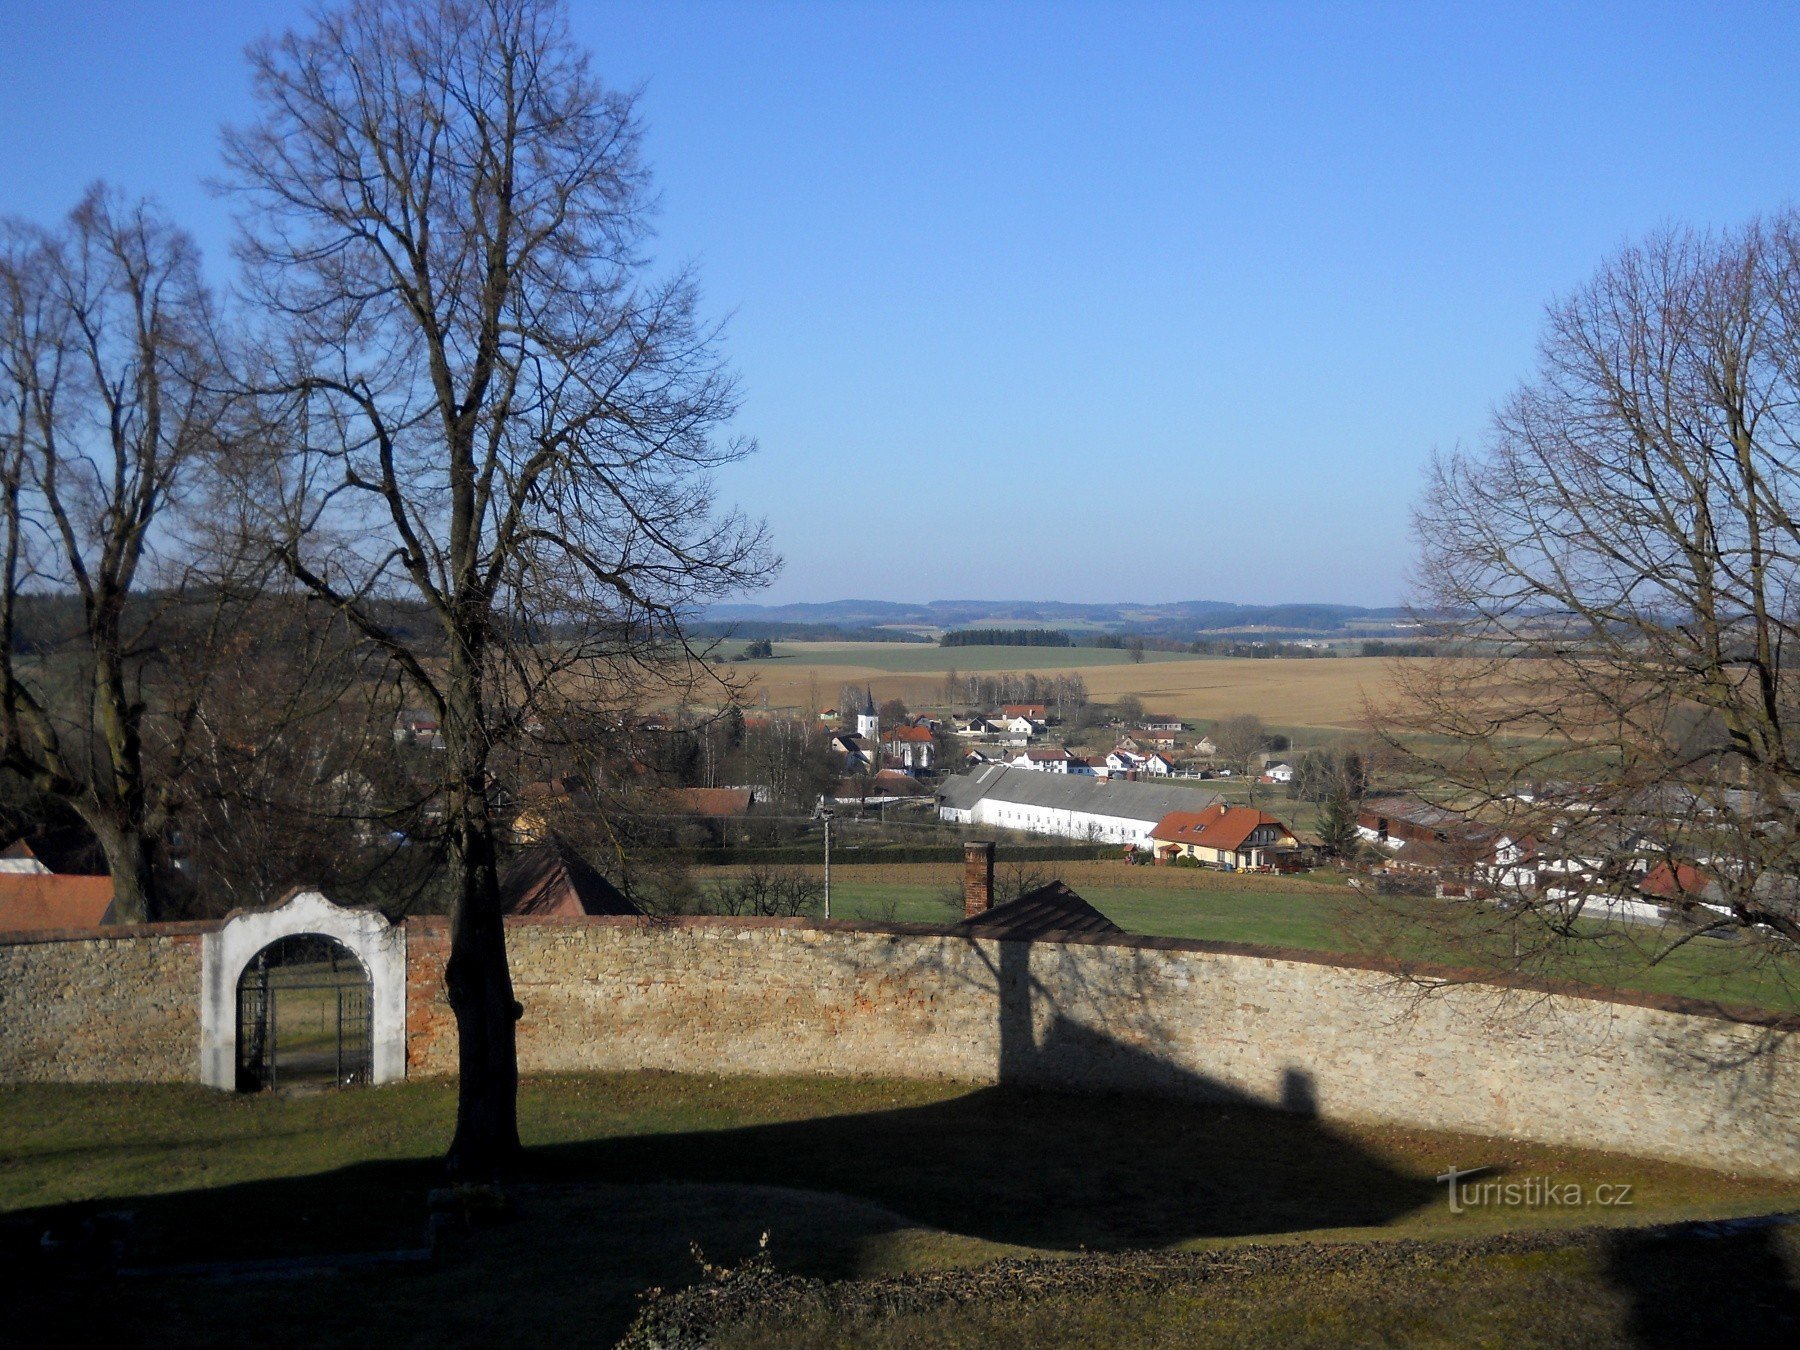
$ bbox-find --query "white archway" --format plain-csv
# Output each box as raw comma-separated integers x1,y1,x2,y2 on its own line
200,890,407,1088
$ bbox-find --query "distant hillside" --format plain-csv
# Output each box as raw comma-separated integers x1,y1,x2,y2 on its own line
703,599,1417,640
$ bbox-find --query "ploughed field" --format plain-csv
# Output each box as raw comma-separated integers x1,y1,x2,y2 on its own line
5,1074,1799,1346
740,643,1404,730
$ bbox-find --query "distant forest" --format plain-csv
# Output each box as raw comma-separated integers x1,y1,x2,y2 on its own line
939,628,1074,648
689,621,932,644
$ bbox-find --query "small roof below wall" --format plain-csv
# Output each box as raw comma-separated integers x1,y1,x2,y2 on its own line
952,880,1124,940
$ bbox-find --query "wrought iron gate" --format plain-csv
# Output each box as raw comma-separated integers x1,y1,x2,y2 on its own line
236,967,372,1090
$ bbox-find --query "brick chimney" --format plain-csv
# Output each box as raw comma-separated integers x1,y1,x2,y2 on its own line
963,841,995,918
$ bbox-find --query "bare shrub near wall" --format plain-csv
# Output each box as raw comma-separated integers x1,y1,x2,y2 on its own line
701,865,821,918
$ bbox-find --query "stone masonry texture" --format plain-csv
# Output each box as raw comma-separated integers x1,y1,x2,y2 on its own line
4,915,1798,1178
405,915,1800,1178
0,926,207,1082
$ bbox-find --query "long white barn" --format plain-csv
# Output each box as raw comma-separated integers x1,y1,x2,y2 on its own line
935,764,1219,847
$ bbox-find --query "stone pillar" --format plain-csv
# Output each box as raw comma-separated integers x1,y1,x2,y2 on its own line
963,841,995,918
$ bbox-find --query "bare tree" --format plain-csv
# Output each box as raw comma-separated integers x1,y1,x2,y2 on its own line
0,189,237,921
222,0,774,1175
1380,214,1800,988
1212,713,1267,778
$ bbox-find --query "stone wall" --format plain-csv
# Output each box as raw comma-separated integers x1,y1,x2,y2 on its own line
0,925,210,1082
404,915,1800,1178
6,914,1798,1180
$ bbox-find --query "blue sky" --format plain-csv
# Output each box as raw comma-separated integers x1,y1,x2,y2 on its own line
3,2,1798,607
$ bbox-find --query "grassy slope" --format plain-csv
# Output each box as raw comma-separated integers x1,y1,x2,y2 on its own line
6,1074,1799,1346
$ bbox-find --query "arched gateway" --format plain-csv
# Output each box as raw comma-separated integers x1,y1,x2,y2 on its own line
200,891,407,1089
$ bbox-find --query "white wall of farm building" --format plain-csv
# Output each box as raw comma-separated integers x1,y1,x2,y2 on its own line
940,798,1159,846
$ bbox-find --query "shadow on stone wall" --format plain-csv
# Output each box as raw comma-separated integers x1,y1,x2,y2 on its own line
518,929,1420,1250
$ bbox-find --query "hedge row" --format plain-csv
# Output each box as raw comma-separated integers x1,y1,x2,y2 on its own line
688,843,1120,866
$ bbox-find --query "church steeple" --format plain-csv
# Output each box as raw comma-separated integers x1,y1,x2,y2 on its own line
856,686,879,741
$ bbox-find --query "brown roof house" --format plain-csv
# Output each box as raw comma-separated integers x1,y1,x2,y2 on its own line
499,838,641,918
1150,804,1300,871
0,873,117,931
0,827,117,930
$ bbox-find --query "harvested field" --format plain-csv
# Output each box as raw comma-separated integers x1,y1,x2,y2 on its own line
740,646,1406,730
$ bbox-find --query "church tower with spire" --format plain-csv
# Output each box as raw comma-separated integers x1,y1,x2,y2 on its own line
856,686,879,742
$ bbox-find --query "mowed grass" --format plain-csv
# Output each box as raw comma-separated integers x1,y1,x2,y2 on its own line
6,1073,1800,1347
779,860,1800,1012
742,644,1405,729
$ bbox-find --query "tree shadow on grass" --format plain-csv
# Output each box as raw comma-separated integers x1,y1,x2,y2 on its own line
1600,1222,1800,1347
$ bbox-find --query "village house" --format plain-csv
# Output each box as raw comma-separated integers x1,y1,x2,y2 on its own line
1000,703,1050,724
829,731,875,769
1008,746,1094,774
1141,714,1183,731
1105,748,1174,777
1149,804,1302,871
393,708,443,749
1356,794,1538,892
996,713,1045,739
0,828,115,930
1192,734,1218,757
1260,761,1296,785
1117,728,1179,754
882,723,936,774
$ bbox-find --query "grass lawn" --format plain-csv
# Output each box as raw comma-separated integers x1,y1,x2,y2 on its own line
797,859,1800,1013
5,1074,1799,1346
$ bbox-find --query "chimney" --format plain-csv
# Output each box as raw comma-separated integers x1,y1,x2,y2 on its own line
963,841,995,918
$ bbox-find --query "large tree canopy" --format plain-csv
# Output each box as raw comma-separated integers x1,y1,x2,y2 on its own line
1389,214,1800,970
222,0,773,1174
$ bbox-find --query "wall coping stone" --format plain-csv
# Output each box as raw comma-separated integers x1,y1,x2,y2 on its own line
0,920,220,946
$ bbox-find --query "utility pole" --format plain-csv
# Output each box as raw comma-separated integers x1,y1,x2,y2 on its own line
816,800,835,920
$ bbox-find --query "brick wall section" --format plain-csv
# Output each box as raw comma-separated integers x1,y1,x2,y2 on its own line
0,924,213,1082
398,915,1800,1178
963,841,994,918
404,917,454,1077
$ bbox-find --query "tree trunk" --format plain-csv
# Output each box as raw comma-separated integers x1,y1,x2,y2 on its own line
86,810,157,925
440,665,522,1180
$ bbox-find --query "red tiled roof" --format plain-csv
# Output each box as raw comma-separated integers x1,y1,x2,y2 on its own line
0,873,115,930
883,725,934,743
658,787,755,816
1151,804,1295,853
1639,861,1712,901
